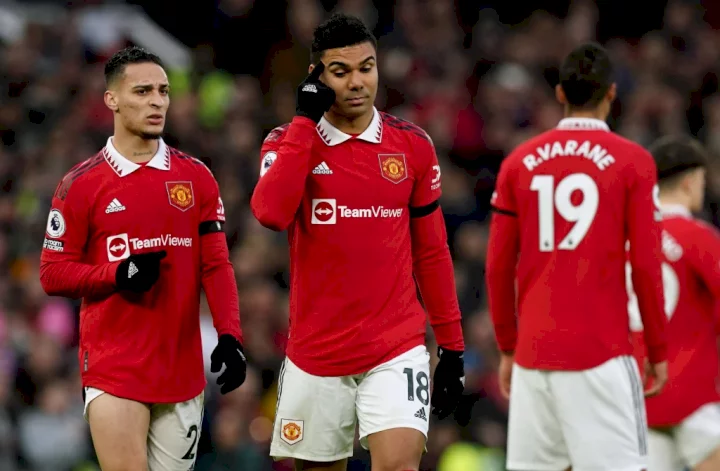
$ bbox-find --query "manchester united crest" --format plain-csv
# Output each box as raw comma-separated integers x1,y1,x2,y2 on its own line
166,181,194,212
378,154,408,184
280,419,303,445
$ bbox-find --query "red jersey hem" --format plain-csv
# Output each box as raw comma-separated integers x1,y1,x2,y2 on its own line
83,377,207,404
288,338,425,377
647,395,720,428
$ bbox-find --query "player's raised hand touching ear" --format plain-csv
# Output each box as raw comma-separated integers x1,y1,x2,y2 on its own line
296,61,336,123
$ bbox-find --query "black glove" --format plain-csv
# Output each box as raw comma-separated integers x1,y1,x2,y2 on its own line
115,250,166,293
431,347,465,419
211,334,247,394
296,62,336,123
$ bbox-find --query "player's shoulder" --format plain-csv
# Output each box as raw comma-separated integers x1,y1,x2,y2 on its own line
686,216,720,239
605,132,652,162
664,212,720,244
54,150,106,201
262,123,291,147
167,146,215,179
380,112,434,147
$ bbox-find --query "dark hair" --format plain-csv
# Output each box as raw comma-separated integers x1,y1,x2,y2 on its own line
311,13,377,64
649,135,708,188
104,46,164,87
559,42,613,109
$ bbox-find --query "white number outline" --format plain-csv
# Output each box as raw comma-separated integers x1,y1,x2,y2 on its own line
626,261,680,331
530,173,599,252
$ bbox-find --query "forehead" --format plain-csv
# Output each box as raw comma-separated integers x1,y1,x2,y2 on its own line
121,62,168,86
323,42,376,66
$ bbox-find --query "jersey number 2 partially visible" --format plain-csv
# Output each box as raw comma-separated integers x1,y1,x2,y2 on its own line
531,173,599,252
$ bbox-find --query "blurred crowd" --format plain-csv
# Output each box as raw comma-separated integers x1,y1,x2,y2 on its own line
2,0,720,470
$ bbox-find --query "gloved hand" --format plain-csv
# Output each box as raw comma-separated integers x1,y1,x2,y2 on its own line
431,347,465,419
211,334,248,394
296,62,336,123
115,251,166,293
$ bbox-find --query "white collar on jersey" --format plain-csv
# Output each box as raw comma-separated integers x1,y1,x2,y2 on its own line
103,137,170,177
661,204,692,218
556,117,610,131
316,107,383,146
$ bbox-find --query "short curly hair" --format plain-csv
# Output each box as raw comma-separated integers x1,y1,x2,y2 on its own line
311,13,377,64
104,46,163,87
559,42,614,109
649,135,708,189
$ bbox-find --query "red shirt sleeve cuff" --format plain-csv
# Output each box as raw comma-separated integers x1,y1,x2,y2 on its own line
433,321,464,351
646,344,667,364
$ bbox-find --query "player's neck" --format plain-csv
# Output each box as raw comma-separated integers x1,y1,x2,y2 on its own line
565,103,610,121
564,107,608,122
659,194,691,212
323,109,374,135
111,127,160,164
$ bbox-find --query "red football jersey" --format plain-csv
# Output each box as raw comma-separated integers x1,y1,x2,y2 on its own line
629,205,720,426
486,118,667,370
251,110,463,376
40,138,233,403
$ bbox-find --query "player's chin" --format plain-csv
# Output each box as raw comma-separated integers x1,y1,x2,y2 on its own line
139,126,164,140
341,102,372,118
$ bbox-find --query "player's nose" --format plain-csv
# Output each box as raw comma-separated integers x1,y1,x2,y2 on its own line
347,70,364,90
149,92,165,108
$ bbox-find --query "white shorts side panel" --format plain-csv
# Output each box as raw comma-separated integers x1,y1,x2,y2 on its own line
507,356,647,471
269,358,357,462
356,345,430,448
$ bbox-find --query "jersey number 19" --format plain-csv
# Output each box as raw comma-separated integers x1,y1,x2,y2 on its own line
531,173,599,252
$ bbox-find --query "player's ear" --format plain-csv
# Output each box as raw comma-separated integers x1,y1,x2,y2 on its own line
606,83,617,104
555,84,567,105
104,90,119,112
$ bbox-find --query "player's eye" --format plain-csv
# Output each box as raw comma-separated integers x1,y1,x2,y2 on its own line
361,66,373,73
333,72,346,78
136,89,147,95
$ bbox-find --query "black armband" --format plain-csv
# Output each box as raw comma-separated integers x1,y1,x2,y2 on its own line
199,220,224,235
409,200,440,218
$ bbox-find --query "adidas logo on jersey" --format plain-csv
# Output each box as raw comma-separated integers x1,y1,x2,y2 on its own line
312,162,333,175
414,408,427,421
128,261,138,278
105,198,126,214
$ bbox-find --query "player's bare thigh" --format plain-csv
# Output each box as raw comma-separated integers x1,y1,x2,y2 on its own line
694,447,720,471
87,392,151,471
366,427,425,471
295,458,348,470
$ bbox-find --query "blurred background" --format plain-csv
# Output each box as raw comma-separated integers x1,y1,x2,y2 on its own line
1,0,719,469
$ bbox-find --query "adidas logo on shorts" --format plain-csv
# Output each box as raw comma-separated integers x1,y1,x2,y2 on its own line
414,408,427,421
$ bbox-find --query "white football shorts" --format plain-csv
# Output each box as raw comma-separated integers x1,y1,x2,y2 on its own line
269,345,431,462
84,387,204,471
506,355,647,471
647,402,720,471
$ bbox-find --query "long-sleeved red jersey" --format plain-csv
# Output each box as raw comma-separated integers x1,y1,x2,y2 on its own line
40,138,241,403
629,205,720,426
251,110,464,376
486,117,667,370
